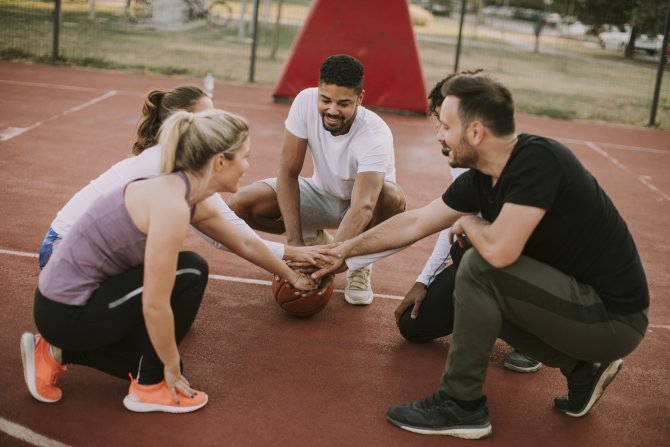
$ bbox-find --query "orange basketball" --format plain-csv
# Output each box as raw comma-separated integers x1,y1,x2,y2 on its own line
272,275,333,317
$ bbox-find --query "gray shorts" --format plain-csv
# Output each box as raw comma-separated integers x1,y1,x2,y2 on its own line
259,177,349,231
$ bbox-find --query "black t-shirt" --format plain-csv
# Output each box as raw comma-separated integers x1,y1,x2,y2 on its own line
442,133,648,314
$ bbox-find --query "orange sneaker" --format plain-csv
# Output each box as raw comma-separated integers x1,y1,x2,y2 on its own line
20,333,66,403
123,375,208,413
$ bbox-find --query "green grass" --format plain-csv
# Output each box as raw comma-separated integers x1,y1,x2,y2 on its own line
1,0,668,128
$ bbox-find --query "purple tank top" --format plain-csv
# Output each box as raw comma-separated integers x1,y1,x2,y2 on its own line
38,171,191,306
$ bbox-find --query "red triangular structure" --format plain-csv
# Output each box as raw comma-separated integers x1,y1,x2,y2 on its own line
273,0,427,115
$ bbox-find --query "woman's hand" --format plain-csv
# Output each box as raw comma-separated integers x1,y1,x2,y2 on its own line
289,271,317,292
164,363,196,404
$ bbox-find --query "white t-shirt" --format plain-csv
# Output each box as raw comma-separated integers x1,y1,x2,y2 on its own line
285,87,396,200
50,145,285,259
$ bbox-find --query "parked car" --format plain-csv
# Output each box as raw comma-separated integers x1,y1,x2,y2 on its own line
598,25,663,55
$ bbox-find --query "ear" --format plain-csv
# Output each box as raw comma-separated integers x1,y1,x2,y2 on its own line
358,89,365,105
212,153,226,173
469,121,485,146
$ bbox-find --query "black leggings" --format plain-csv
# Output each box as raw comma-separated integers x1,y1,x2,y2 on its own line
398,242,469,343
34,251,208,385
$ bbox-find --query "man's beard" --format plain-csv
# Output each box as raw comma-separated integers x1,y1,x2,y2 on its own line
442,136,478,168
321,113,345,133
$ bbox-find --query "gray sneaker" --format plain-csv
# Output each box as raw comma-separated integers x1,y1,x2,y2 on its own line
504,350,542,373
387,392,492,439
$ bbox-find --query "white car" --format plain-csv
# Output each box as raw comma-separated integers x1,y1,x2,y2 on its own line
599,26,663,55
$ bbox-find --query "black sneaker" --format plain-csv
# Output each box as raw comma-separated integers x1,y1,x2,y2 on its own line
386,392,492,439
554,359,623,417
504,350,542,373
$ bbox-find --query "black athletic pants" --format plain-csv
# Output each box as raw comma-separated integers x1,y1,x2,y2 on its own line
34,251,208,385
397,243,468,343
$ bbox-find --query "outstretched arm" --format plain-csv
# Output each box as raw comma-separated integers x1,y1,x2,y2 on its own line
192,200,315,291
312,198,466,281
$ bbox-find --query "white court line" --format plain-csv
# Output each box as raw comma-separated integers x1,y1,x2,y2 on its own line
1,90,117,142
0,417,71,447
585,141,670,202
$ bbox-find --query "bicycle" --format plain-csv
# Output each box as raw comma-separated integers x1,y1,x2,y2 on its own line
125,0,233,27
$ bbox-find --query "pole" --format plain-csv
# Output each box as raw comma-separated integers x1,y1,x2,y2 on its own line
248,0,261,82
648,0,670,127
52,0,62,62
90,0,95,18
454,0,467,73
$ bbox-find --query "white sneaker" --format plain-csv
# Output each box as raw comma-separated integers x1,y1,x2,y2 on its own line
345,265,373,305
304,229,334,246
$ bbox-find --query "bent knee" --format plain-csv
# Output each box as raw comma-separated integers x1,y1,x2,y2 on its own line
228,182,275,219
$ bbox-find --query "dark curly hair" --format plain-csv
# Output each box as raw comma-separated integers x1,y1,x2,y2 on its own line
132,86,207,155
318,54,364,94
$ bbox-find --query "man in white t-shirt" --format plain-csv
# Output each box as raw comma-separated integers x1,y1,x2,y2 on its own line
228,54,406,305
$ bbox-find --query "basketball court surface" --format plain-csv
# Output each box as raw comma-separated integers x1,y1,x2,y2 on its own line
0,61,669,446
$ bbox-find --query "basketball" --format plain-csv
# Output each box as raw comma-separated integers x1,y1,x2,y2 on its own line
272,275,333,317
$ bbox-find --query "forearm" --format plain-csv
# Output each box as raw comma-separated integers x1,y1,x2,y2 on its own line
416,229,453,285
235,235,300,282
334,205,374,242
457,215,504,266
143,305,180,369
341,210,424,259
192,225,284,259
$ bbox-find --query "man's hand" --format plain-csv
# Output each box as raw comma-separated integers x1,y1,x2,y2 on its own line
310,245,347,282
394,282,428,326
284,243,341,271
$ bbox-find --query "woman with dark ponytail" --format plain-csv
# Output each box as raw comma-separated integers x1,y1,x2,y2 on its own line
38,86,331,271
22,109,317,413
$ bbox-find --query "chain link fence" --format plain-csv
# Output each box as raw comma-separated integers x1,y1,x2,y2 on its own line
1,0,669,128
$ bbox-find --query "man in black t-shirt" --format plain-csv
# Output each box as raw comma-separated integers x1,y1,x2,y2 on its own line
312,72,649,440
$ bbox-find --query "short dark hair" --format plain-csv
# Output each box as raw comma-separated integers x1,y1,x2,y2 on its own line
441,72,515,136
427,69,482,116
319,54,364,94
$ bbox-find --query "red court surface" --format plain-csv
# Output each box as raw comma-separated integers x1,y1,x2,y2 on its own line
0,61,669,447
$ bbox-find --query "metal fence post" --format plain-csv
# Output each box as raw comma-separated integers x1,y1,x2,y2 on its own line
648,0,670,127
52,0,62,62
248,0,261,82
454,0,467,73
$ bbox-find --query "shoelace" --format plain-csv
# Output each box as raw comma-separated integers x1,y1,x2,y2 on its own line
49,364,67,386
348,268,370,289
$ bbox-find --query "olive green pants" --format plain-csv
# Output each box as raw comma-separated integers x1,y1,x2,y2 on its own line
441,249,648,401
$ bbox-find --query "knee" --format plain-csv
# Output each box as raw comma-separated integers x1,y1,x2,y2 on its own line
178,251,209,279
228,183,267,220
377,183,406,218
398,310,434,344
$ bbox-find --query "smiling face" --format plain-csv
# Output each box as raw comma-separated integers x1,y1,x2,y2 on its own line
317,83,363,136
218,137,251,193
436,96,479,169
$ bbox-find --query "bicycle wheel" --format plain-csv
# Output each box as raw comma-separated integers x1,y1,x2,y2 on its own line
208,0,232,27
125,0,153,24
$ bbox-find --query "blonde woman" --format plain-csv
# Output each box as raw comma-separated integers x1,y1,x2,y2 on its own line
22,109,316,413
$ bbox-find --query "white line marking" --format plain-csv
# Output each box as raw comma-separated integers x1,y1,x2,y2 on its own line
561,137,669,155
0,79,106,93
0,416,71,447
649,324,670,330
585,141,670,202
1,90,117,142
0,249,38,258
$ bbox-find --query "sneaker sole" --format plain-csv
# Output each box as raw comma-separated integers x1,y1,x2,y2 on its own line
503,361,542,373
123,394,208,414
387,415,492,439
344,293,374,306
562,359,623,418
20,333,59,403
